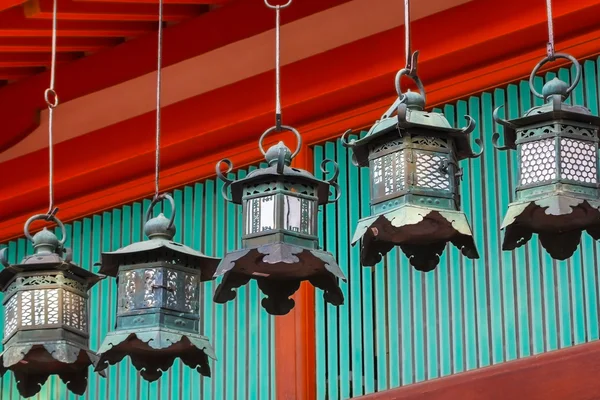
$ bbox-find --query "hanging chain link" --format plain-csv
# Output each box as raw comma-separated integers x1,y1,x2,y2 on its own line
43,0,59,218
546,0,555,59
154,0,164,199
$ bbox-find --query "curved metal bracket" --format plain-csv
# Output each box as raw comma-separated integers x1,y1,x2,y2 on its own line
340,129,356,149
460,115,483,158
264,0,292,9
145,193,176,230
320,159,340,203
24,213,67,248
259,125,302,160
215,159,234,202
0,248,9,268
529,53,581,99
492,105,515,151
395,51,426,104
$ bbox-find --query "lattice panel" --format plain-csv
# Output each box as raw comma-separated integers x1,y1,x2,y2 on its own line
560,138,597,183
415,152,450,190
63,290,86,332
4,295,17,338
184,274,199,313
165,270,179,309
520,139,557,185
372,151,405,197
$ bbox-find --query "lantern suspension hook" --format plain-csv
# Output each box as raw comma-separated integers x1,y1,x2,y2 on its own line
265,0,292,131
259,125,302,160
44,0,60,219
24,214,67,248
145,193,176,230
395,0,426,105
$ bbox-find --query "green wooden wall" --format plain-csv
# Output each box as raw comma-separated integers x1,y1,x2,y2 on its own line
313,57,600,399
0,168,276,400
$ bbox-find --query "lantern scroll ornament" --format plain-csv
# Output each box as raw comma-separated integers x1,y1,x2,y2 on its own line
0,215,104,398
95,194,219,381
493,54,600,259
342,59,482,271
213,127,346,315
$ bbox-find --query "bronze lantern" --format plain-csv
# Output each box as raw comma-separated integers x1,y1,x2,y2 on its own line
342,53,482,271
213,127,346,315
493,54,600,259
0,214,104,398
95,194,219,381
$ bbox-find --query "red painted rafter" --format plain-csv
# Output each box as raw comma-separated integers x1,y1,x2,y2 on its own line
25,0,206,21
0,52,80,67
0,0,27,12
73,0,226,4
0,7,157,37
0,37,122,53
0,67,44,80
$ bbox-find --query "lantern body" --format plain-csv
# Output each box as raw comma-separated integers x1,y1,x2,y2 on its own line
0,227,103,398
345,92,481,271
95,211,219,382
213,141,345,315
494,76,600,259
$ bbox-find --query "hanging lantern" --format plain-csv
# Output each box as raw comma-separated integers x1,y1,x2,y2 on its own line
213,127,346,315
95,194,219,381
342,53,482,271
493,54,600,259
0,215,103,398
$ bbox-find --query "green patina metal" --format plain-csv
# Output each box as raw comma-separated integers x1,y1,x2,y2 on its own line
95,194,220,382
213,136,346,316
0,217,103,398
342,57,482,271
494,54,600,259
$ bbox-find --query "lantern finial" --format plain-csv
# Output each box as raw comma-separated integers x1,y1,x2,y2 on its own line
144,213,176,240
542,77,570,100
31,228,60,254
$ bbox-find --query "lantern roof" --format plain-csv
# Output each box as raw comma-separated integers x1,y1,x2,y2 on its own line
0,226,102,290
226,141,335,205
99,213,219,279
343,92,480,167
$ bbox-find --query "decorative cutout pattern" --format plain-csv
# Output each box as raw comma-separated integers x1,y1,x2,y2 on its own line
184,274,198,313
4,295,17,337
166,270,178,309
415,152,450,190
372,151,405,197
63,290,86,331
121,270,136,311
21,291,32,326
413,137,449,149
560,138,597,183
370,139,403,154
520,138,557,185
5,275,85,295
144,269,159,307
563,125,595,138
518,125,556,140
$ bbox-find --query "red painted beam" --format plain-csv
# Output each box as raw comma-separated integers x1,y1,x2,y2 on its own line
0,67,44,80
25,0,205,21
0,7,156,37
0,0,27,12
0,52,80,67
355,340,600,400
0,0,354,153
73,0,226,4
2,0,600,243
0,37,121,52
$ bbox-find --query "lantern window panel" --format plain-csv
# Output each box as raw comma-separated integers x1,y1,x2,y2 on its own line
371,150,406,198
143,268,162,308
560,138,597,184
63,290,86,332
282,194,315,236
415,151,451,191
4,295,17,338
245,195,277,235
520,138,557,186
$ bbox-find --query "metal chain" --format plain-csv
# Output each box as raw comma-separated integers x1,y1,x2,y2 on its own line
43,0,59,218
154,0,164,199
546,0,555,59
404,0,411,69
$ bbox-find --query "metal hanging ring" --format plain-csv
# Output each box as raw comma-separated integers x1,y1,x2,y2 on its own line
44,88,59,108
264,0,292,9
145,193,176,230
258,125,302,159
24,213,67,246
529,53,581,99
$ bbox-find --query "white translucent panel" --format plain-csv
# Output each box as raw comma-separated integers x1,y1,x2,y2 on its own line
4,295,17,337
47,289,59,324
63,290,86,331
415,152,450,190
560,138,597,184
283,195,314,235
520,139,557,185
246,195,276,235
33,290,45,325
371,150,405,197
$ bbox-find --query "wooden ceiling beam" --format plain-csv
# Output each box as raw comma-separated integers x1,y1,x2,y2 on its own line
0,66,44,80
24,0,205,21
0,8,156,37
0,37,122,52
0,52,80,67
